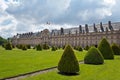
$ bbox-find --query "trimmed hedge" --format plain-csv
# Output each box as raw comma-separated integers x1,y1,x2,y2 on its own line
51,46,56,51
27,45,31,49
22,45,27,50
98,38,114,59
58,44,79,74
43,43,49,50
36,44,42,51
84,45,90,51
5,42,12,50
78,46,83,51
111,43,120,55
84,47,104,65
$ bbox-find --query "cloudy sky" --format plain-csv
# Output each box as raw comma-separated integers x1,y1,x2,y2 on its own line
0,0,120,38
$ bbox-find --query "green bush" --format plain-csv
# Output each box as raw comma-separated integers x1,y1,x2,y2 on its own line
43,43,49,50
22,45,27,50
111,43,120,55
27,45,31,49
36,44,42,51
78,46,83,51
16,44,23,49
2,43,5,48
62,45,66,50
5,42,12,50
51,46,56,51
98,38,114,59
12,45,15,48
74,46,78,50
84,47,104,65
84,45,90,51
58,44,79,74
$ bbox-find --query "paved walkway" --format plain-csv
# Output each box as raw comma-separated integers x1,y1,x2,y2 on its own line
1,61,84,80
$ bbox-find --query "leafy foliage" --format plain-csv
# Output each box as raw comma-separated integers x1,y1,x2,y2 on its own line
111,43,120,55
84,45,90,51
98,38,114,59
27,45,31,49
78,46,83,51
62,45,66,50
84,47,104,64
42,43,49,50
58,44,79,74
0,36,7,45
36,44,42,51
16,44,23,49
5,42,12,50
51,46,57,51
22,45,27,50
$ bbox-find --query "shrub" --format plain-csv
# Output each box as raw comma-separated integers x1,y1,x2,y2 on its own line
5,42,12,50
51,46,56,51
2,43,5,48
78,46,83,51
36,44,42,51
62,45,66,50
98,38,114,59
27,45,31,49
22,45,27,50
58,44,79,74
84,45,90,51
74,46,78,50
43,43,49,50
16,44,23,49
84,47,104,64
111,43,120,55
12,45,15,48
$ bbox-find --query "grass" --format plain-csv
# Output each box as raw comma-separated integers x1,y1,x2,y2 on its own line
0,47,86,79
23,56,120,80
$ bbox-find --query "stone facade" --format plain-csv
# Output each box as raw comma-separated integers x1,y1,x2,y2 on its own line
11,21,120,47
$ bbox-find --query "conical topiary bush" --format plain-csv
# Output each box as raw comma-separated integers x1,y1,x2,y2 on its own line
58,44,79,74
36,44,42,51
111,43,120,55
78,46,83,51
84,47,104,65
51,46,56,51
5,42,12,50
22,45,27,50
98,38,114,59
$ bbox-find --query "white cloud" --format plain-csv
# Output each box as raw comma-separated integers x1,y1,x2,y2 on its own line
102,0,116,7
0,0,119,38
0,0,8,11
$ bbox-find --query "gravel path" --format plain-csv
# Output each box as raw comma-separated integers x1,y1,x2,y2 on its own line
1,61,84,80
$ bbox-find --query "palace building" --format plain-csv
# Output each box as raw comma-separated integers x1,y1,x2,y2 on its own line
11,21,120,47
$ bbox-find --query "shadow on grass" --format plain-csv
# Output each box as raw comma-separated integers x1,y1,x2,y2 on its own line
57,72,79,76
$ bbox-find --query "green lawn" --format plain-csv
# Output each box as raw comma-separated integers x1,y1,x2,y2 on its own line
0,47,86,79
23,56,120,80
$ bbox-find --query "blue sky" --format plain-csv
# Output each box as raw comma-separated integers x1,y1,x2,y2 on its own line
0,0,120,38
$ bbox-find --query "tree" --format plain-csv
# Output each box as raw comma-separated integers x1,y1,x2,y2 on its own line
43,43,49,50
78,46,83,51
111,43,120,55
58,44,79,74
36,44,42,51
51,46,56,51
0,36,7,45
84,45,90,51
98,38,114,59
22,45,27,50
27,45,31,49
5,42,12,50
84,47,104,64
